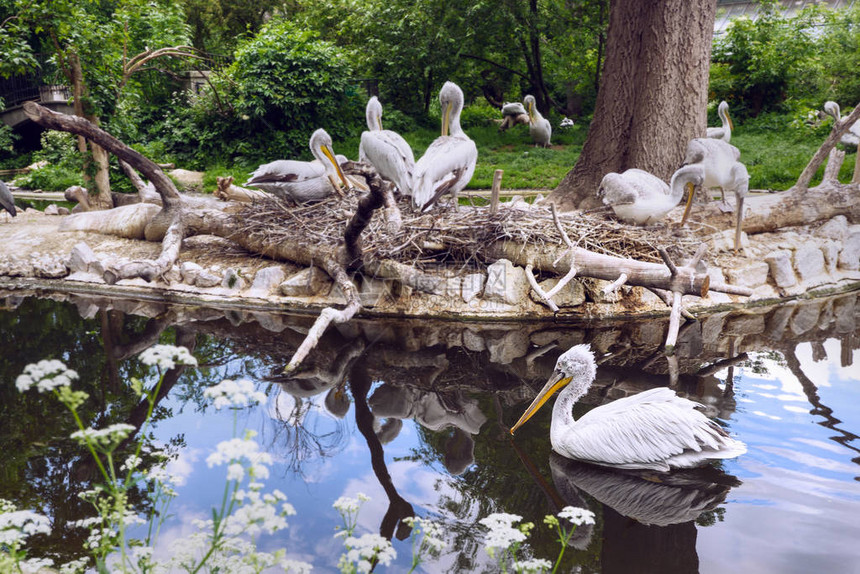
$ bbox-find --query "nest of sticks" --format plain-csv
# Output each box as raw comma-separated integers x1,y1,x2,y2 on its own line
235,192,711,269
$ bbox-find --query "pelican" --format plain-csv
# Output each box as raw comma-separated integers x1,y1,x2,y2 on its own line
412,81,478,210
681,138,750,253
499,102,528,131
524,94,551,147
823,101,860,146
0,180,16,218
706,101,734,143
245,128,351,203
599,164,704,225
358,96,415,195
509,345,747,472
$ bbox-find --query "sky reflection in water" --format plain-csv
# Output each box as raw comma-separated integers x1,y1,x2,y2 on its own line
2,295,860,573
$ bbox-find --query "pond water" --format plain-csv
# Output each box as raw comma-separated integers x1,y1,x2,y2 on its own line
1,291,859,573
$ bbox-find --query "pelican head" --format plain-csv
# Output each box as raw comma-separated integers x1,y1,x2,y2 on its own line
824,100,841,122
366,96,383,131
510,344,596,434
524,94,536,122
309,128,349,192
439,81,465,137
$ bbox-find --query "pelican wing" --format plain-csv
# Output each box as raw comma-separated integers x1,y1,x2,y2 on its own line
556,388,744,471
412,136,477,209
706,126,728,140
502,102,527,117
600,169,667,207
530,117,552,146
0,180,16,216
245,160,324,185
359,130,416,193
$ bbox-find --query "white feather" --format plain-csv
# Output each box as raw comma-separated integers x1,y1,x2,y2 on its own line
358,96,416,194
600,166,703,225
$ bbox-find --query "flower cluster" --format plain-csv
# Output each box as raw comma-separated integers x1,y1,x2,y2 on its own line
204,378,267,410
0,508,51,546
15,359,78,393
70,424,137,451
479,512,529,552
138,344,197,371
339,533,397,574
226,488,295,537
206,431,273,482
403,516,446,556
557,506,595,527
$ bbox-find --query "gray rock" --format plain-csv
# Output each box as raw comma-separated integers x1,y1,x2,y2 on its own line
529,276,585,308
358,277,390,307
822,240,840,275
839,232,860,271
279,267,332,297
459,272,486,303
180,261,204,285
43,204,59,215
764,250,797,288
790,303,821,335
221,268,248,292
195,270,221,288
725,260,769,289
816,215,848,241
483,259,529,305
69,242,104,275
246,266,286,298
793,244,826,283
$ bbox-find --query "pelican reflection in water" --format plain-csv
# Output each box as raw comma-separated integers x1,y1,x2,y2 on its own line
510,345,747,472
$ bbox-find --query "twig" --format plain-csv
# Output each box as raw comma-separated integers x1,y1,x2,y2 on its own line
525,264,559,312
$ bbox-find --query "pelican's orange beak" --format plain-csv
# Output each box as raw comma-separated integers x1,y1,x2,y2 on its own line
510,370,571,435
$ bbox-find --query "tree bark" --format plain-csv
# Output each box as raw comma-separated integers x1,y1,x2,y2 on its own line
550,0,717,211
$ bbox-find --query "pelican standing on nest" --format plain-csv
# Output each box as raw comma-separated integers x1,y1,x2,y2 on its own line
524,94,551,147
681,138,750,253
358,96,415,195
599,164,704,225
412,81,478,211
706,101,734,143
823,101,860,146
0,180,16,218
510,345,747,472
245,128,351,203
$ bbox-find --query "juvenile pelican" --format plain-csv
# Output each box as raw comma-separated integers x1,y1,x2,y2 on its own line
510,345,747,472
599,165,704,225
245,129,351,203
681,138,750,253
0,180,16,218
823,101,860,146
524,94,551,147
412,82,478,210
706,101,734,143
358,96,416,195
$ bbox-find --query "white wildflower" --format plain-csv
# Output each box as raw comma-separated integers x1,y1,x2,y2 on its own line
333,493,368,514
479,512,527,551
204,379,267,409
59,558,89,574
138,344,197,371
16,359,78,393
227,463,244,482
513,558,553,573
280,558,314,573
403,516,446,554
19,557,54,573
341,533,396,573
121,454,142,472
557,506,595,526
70,424,136,450
0,509,52,545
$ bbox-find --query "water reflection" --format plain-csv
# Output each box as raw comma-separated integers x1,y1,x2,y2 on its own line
1,288,860,572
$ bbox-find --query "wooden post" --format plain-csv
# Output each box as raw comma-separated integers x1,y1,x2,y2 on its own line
490,169,503,214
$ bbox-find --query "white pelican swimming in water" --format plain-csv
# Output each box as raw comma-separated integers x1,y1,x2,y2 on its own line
510,345,747,472
682,138,750,253
823,101,860,146
524,94,551,147
245,128,351,203
358,96,416,195
0,180,16,218
706,101,734,143
599,164,704,225
412,81,478,210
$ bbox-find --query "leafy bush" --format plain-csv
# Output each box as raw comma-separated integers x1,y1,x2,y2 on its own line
460,100,501,129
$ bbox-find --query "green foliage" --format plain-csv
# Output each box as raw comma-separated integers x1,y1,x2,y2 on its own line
460,100,502,129
816,5,860,105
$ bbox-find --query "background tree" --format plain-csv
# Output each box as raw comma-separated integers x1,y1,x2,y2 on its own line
550,0,718,211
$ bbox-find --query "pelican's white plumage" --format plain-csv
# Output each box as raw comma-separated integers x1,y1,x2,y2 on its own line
412,82,478,210
510,345,747,472
499,101,529,131
706,101,733,142
682,138,750,252
524,94,551,147
358,96,415,194
245,128,350,203
824,101,860,146
599,165,703,225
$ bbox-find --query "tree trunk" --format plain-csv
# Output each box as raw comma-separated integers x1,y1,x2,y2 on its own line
550,0,718,211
